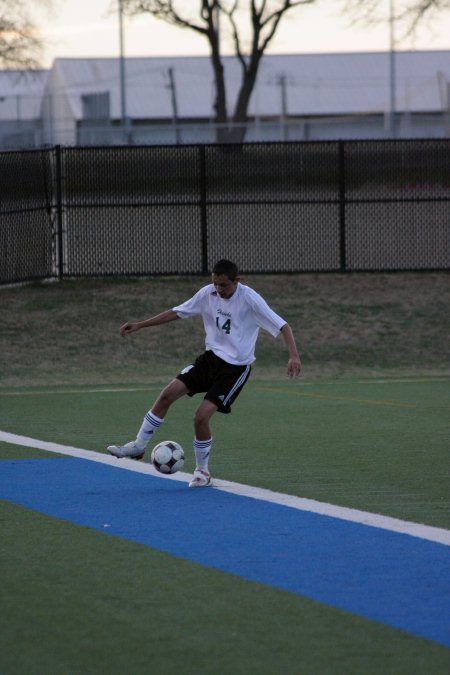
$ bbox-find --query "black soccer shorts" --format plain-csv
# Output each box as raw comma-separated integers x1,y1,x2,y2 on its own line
176,350,251,414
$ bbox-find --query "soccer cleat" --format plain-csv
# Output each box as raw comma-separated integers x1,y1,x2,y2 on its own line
189,467,212,488
107,441,145,460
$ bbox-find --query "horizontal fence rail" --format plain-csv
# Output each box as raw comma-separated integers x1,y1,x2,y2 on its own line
1,139,449,284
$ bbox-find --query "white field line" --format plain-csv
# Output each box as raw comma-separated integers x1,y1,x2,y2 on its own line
0,376,449,398
1,429,449,547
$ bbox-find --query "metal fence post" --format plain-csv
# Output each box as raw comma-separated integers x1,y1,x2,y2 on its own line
55,145,64,278
338,141,347,273
199,145,208,275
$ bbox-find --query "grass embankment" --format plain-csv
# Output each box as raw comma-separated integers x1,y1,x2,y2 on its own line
1,272,449,387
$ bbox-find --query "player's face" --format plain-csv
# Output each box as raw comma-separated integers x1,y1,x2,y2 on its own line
212,273,239,299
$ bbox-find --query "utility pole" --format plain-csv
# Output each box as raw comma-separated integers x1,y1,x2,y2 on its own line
388,0,396,138
447,83,450,137
437,71,450,137
168,68,180,144
277,73,288,141
118,0,130,143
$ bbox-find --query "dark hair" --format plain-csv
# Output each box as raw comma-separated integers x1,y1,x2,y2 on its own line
212,259,238,280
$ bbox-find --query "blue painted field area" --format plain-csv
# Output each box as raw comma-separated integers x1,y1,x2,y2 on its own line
1,456,449,647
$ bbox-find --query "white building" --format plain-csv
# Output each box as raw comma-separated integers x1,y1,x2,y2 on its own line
0,70,48,149
1,51,449,149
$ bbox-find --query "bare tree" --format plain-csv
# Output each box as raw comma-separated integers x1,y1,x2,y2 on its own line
343,0,450,40
0,0,53,69
120,1,315,141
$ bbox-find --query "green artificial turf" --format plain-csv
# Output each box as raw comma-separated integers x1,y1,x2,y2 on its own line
1,500,448,675
1,377,449,528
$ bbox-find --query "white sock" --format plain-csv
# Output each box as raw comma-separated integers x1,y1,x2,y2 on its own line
194,438,212,472
136,410,164,450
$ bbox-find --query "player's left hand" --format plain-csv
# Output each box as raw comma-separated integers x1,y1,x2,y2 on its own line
287,357,301,378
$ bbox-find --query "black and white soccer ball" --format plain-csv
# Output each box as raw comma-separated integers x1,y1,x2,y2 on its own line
151,441,185,474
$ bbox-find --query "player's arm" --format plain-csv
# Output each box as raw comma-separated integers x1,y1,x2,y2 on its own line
120,309,179,336
280,323,301,378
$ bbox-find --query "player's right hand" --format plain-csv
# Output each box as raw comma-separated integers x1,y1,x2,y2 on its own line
119,322,138,336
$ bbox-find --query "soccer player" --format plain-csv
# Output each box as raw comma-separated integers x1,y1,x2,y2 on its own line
107,260,301,487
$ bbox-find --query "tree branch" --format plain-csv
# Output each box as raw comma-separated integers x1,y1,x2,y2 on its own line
342,0,450,39
0,0,55,68
122,1,208,35
222,1,246,67
0,15,43,68
120,0,324,140
256,0,315,53
396,0,450,36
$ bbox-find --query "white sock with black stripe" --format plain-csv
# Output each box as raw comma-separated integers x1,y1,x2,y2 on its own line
136,410,164,450
194,438,212,472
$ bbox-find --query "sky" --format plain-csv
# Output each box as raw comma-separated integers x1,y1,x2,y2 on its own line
36,0,450,68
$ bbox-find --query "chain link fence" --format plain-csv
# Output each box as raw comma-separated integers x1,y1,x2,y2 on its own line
1,139,449,284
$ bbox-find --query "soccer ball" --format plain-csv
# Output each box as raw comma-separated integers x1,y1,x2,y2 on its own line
151,440,185,474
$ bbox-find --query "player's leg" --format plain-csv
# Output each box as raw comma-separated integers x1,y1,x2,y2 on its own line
189,362,251,487
151,378,189,419
189,399,217,487
193,397,218,440
107,379,189,459
135,378,189,446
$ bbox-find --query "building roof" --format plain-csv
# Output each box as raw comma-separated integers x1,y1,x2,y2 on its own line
256,51,449,116
21,50,450,122
0,70,48,121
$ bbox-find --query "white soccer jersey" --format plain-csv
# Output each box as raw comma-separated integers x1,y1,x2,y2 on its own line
172,282,286,365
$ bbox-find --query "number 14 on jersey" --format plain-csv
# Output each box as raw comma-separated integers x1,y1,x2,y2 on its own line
216,316,231,334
